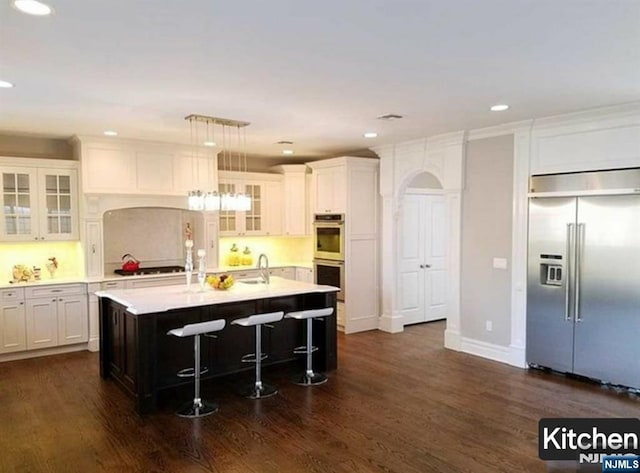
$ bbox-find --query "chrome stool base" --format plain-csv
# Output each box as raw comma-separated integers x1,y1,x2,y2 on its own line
240,383,278,399
293,372,327,386
176,399,218,418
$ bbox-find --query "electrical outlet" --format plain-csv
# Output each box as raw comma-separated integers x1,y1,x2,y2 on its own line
485,320,493,332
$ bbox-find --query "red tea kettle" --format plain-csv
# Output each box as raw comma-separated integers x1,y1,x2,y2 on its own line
121,254,140,272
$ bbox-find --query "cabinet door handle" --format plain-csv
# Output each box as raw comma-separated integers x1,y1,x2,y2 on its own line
19,302,24,305
59,298,63,302
92,244,96,254
424,264,431,268
52,298,57,302
52,289,62,293
210,240,215,249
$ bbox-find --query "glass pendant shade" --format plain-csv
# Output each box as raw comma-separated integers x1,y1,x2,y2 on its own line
185,114,252,213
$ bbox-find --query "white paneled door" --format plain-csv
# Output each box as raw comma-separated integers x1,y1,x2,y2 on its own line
398,193,448,325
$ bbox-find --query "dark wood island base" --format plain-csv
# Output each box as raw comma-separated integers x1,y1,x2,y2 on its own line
98,290,337,414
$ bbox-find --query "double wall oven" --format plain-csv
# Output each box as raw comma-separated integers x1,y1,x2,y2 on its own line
313,214,345,301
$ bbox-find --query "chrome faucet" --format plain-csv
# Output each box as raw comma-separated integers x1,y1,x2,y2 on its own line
257,253,270,284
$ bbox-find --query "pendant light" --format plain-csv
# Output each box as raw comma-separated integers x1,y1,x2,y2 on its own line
185,114,251,212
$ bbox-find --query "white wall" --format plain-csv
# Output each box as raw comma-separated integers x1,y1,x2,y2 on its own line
461,135,514,346
375,101,640,370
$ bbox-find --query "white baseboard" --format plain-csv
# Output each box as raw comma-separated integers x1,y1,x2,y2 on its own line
508,343,527,368
458,336,525,369
444,328,461,350
378,312,404,333
88,337,100,352
344,316,380,334
0,343,88,363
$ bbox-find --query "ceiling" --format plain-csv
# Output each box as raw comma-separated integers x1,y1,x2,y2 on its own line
0,0,639,159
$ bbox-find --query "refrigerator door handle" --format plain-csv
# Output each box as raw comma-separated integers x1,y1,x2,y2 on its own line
565,223,575,321
575,223,585,322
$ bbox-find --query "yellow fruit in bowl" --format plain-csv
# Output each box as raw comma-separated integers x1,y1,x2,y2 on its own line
207,274,234,290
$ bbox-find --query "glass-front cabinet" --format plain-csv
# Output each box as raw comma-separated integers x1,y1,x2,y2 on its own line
217,172,283,237
0,165,78,242
1,168,37,240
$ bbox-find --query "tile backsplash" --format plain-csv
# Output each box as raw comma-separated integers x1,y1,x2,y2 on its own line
103,207,204,274
0,241,84,282
219,236,312,267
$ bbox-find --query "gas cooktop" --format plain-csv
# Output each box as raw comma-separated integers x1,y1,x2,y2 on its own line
114,265,185,276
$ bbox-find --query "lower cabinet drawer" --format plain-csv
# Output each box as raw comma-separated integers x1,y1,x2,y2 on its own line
26,284,86,299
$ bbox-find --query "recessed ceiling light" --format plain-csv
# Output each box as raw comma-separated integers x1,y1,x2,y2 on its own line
282,150,294,155
103,130,118,137
490,104,509,112
0,80,14,88
363,132,378,138
11,0,53,16
203,141,216,147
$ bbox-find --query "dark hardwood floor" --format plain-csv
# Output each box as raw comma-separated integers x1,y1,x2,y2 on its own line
0,321,637,473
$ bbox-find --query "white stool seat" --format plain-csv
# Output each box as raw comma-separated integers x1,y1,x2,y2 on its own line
231,311,284,327
231,311,284,399
285,308,333,320
285,307,333,386
167,318,226,418
168,319,226,338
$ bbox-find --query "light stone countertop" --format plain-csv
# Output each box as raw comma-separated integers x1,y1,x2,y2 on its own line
1,262,314,290
95,276,338,315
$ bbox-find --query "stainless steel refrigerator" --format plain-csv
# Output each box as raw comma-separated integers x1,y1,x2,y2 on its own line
527,169,640,389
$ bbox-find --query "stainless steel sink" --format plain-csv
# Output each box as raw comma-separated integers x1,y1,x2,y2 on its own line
238,278,266,285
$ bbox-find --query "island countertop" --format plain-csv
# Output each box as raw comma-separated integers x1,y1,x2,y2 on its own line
95,276,339,315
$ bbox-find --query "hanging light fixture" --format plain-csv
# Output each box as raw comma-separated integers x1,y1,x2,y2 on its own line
185,114,251,212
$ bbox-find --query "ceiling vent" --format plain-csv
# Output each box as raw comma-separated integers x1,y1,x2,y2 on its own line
377,113,403,121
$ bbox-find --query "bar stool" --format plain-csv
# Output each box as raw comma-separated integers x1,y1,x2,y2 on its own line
285,307,334,386
167,319,226,418
231,311,284,399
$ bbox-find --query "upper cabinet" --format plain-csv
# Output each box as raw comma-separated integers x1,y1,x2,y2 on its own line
73,136,217,196
309,163,347,214
218,171,282,237
271,165,309,236
0,158,79,242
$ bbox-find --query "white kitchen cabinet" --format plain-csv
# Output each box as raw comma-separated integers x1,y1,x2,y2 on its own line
25,284,88,349
308,157,379,334
85,220,103,278
57,296,89,345
311,165,346,214
268,267,296,280
0,288,26,354
272,165,308,236
218,172,283,236
0,161,79,242
294,267,314,283
26,297,58,349
74,136,216,196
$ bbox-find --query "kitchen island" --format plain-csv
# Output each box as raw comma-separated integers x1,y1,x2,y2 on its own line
97,277,338,414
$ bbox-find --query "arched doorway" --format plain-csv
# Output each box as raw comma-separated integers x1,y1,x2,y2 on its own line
397,172,450,327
